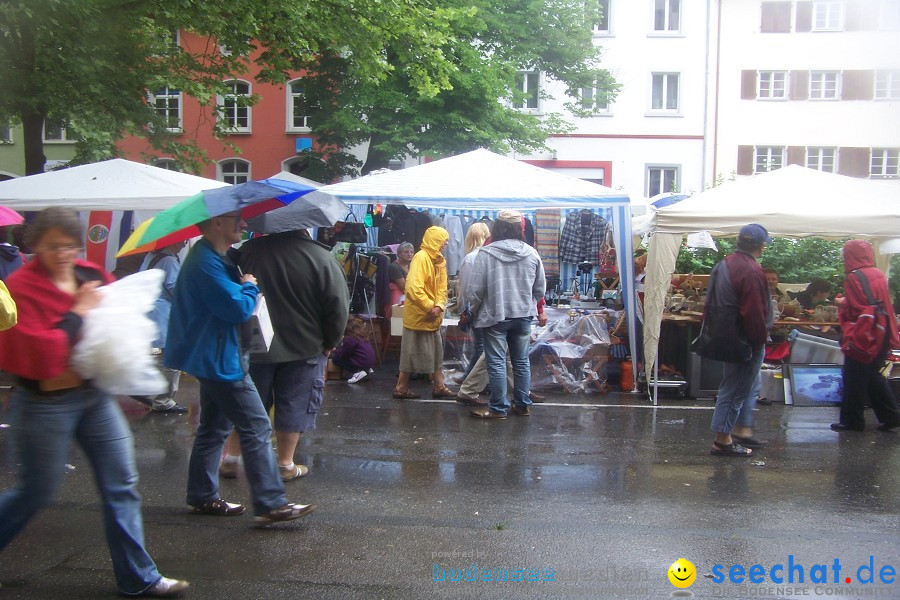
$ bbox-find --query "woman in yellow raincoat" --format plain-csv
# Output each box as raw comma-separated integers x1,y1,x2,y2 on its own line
0,280,16,330
393,226,456,399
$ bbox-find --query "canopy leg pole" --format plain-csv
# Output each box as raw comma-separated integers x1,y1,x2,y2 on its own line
653,353,659,406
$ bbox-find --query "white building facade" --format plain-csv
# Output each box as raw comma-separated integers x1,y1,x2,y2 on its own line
523,0,900,199
715,0,900,182
521,0,716,199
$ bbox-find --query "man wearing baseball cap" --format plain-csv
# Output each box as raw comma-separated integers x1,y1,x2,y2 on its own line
694,223,773,456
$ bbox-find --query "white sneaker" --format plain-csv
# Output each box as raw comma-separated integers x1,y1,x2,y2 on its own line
143,576,190,597
348,370,368,384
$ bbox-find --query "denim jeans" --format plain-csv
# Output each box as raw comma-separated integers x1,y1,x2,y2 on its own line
462,327,484,380
0,388,161,595
188,375,287,516
480,317,533,415
710,344,765,433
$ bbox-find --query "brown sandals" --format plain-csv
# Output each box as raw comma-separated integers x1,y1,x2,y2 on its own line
392,389,421,399
431,386,457,399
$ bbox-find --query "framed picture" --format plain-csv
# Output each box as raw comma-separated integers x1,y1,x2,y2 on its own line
784,363,842,407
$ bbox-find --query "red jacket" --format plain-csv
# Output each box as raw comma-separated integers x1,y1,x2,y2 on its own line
839,239,899,351
0,258,111,380
705,250,771,347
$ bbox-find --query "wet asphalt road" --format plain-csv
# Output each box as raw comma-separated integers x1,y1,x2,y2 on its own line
0,363,898,600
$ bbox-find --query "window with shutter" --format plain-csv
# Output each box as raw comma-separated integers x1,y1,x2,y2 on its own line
761,2,792,32
837,147,870,177
737,146,754,175
796,1,813,31
741,71,758,99
841,71,875,100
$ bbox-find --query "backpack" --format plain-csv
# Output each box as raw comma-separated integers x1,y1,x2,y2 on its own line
840,270,888,364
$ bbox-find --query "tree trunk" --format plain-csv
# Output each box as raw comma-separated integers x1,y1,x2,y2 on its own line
22,111,47,175
360,134,393,175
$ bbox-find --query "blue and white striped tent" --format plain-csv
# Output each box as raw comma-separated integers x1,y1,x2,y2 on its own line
320,149,638,389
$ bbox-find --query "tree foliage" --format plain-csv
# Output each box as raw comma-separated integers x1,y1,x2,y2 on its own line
0,0,460,174
291,0,618,175
675,237,848,293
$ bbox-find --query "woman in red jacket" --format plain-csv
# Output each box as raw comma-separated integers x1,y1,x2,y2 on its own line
833,239,900,432
0,208,188,597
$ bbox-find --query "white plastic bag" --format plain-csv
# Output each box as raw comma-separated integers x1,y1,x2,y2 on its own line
71,269,167,396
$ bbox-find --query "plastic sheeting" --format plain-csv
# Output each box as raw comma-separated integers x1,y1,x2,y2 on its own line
529,311,612,394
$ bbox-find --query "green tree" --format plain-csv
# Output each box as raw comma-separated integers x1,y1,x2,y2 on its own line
675,237,848,293
0,0,459,174
298,0,618,175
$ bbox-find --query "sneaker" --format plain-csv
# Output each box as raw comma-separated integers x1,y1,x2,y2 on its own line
254,503,317,524
152,399,188,414
219,460,240,479
142,576,190,597
347,370,368,384
188,497,246,516
279,463,309,481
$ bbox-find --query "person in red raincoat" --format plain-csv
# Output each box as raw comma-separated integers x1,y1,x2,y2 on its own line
833,239,900,432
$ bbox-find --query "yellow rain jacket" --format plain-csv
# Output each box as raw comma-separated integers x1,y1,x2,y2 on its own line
403,226,449,332
0,280,16,331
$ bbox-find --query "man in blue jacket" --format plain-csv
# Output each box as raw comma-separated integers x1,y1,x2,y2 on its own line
166,212,316,524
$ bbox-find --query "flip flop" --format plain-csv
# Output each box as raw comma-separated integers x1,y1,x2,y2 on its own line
392,389,421,400
710,441,752,457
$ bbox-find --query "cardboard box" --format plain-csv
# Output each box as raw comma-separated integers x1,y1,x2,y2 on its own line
246,294,274,355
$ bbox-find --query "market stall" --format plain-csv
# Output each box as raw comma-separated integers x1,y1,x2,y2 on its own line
320,149,638,388
0,159,229,272
642,165,900,403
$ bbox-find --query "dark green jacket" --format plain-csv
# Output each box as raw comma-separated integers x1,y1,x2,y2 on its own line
238,231,349,363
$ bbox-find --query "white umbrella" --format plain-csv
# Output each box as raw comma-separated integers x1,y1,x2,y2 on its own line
244,172,349,233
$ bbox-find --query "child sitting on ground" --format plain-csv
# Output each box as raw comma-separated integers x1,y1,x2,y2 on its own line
331,317,376,383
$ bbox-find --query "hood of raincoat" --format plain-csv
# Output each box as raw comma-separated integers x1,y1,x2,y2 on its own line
420,226,449,261
479,239,534,263
843,239,875,273
0,243,20,263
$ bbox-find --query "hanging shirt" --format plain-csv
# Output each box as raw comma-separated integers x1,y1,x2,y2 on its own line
559,211,608,264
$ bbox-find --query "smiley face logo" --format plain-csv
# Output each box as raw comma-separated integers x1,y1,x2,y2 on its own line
668,558,696,588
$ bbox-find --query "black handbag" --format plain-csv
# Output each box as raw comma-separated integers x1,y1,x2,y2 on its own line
691,269,752,363
332,212,368,243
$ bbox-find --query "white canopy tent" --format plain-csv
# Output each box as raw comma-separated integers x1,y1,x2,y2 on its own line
320,149,639,387
642,165,900,395
0,159,228,211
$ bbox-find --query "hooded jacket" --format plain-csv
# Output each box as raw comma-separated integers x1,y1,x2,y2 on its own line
0,243,23,281
403,226,449,332
839,239,899,352
465,238,546,329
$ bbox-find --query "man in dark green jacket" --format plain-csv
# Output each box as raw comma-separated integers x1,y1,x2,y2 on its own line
221,230,349,481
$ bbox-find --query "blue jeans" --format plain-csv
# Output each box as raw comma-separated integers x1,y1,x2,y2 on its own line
462,327,485,380
188,375,287,516
710,345,765,434
480,317,533,415
0,388,161,595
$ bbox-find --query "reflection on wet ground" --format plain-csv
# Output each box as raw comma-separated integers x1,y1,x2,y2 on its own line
0,366,898,599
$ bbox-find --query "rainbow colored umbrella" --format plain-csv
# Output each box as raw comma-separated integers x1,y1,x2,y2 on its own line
117,178,315,257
